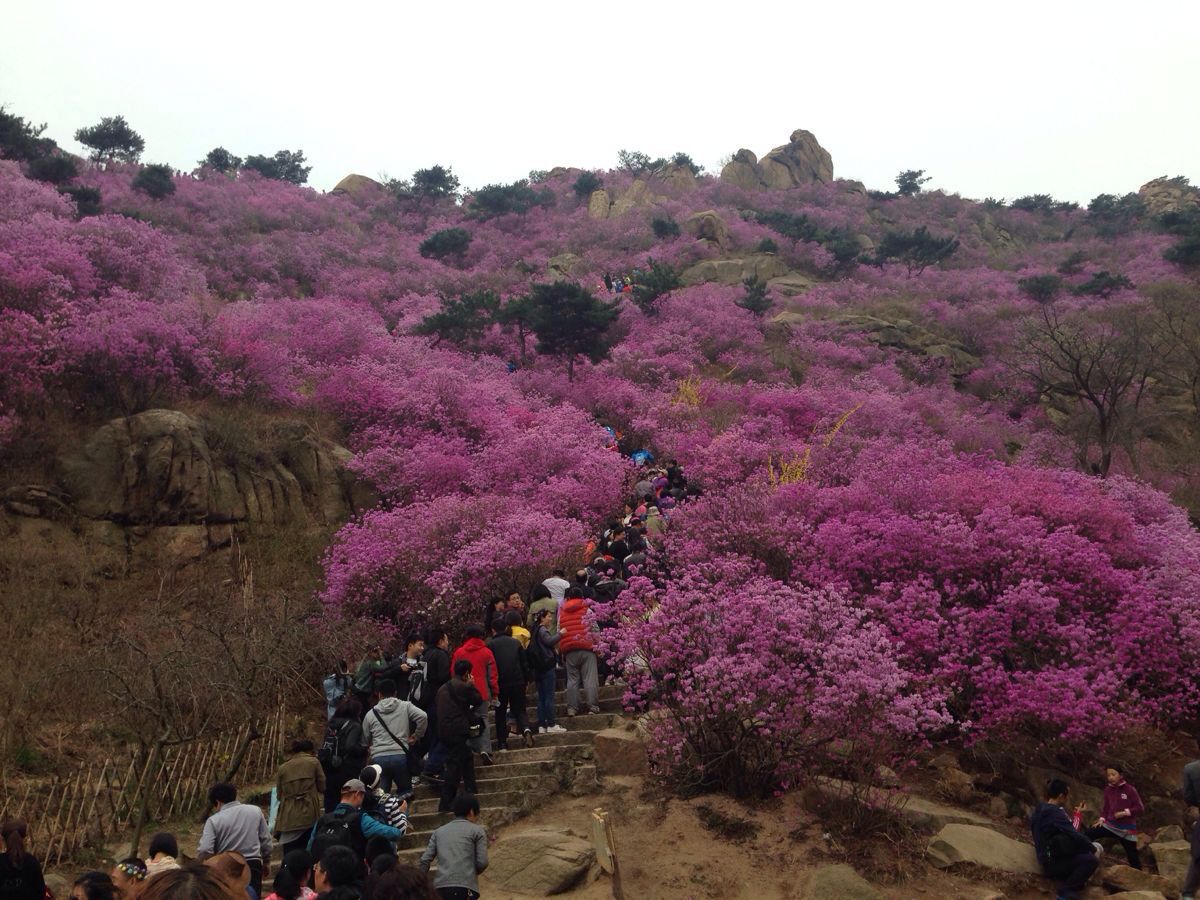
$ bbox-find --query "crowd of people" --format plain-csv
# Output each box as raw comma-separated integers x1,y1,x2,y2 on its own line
0,463,687,900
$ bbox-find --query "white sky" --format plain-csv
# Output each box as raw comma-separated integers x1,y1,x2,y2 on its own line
2,0,1197,203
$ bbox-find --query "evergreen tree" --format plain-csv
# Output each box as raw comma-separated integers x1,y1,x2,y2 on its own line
871,226,960,275
526,282,620,380
737,276,773,316
895,169,931,196
631,260,682,315
412,290,500,350
132,164,176,199
419,227,472,262
243,150,310,185
199,147,242,174
74,115,144,163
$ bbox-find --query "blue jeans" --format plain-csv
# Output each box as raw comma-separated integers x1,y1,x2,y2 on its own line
536,667,557,727
373,752,410,793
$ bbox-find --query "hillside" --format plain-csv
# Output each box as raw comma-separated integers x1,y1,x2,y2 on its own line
4,122,1200,847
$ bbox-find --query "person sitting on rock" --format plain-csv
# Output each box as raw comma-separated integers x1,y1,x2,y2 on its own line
1030,778,1100,900
1081,765,1143,869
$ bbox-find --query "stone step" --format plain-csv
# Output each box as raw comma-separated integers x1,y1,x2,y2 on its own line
552,683,624,703
496,696,624,718
410,789,526,815
395,805,517,850
486,712,617,739
414,771,562,797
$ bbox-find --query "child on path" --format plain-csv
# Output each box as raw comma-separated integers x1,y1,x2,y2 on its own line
1082,765,1144,869
419,793,488,900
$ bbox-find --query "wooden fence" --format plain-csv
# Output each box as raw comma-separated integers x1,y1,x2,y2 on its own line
0,710,285,869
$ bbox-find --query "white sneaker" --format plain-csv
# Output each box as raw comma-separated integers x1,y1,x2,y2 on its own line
545,724,567,734
538,726,547,734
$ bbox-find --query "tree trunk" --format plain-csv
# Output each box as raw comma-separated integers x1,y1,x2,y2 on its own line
222,724,262,784
128,738,164,858
567,356,575,382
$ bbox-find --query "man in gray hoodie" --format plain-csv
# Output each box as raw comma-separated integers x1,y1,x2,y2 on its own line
365,679,428,795
419,793,487,899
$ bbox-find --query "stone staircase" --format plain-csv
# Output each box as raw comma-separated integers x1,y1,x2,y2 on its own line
395,683,624,862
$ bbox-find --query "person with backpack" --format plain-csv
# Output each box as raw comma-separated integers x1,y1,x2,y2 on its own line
275,739,326,856
559,588,601,716
450,626,498,765
354,651,388,714
487,617,533,750
323,661,353,721
364,680,427,797
529,609,566,734
419,628,453,786
1030,778,1101,900
378,636,426,703
308,780,407,865
418,794,487,900
320,698,368,812
435,660,483,813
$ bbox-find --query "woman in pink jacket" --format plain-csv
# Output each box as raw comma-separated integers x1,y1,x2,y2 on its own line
1083,765,1144,869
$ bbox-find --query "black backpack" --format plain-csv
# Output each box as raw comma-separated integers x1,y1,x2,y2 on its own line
309,806,365,861
317,720,348,770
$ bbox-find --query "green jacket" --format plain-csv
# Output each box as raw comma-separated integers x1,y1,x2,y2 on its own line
275,754,325,834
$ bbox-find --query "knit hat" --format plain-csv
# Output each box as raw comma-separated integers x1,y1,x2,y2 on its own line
360,765,383,791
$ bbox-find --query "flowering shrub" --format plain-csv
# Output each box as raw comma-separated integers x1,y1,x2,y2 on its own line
595,566,949,797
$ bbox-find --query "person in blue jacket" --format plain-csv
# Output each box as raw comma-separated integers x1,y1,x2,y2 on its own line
1030,779,1100,900
308,779,407,864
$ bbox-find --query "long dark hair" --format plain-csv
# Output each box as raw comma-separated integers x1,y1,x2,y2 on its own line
1,819,27,866
271,849,313,900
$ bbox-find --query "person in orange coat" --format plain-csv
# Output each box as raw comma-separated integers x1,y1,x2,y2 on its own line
558,588,600,716
451,624,499,764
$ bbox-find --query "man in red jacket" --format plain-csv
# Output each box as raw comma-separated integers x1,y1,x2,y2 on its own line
451,624,499,764
558,588,600,716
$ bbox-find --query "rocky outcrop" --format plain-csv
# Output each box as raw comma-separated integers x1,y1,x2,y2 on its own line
3,410,366,570
1139,176,1199,217
720,130,834,191
59,410,361,527
484,827,595,895
684,210,731,248
587,189,611,220
681,253,791,287
330,173,383,196
927,824,1040,874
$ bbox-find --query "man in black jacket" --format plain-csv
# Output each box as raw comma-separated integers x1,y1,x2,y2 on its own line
436,660,483,813
487,623,533,750
1030,779,1100,900
420,627,452,785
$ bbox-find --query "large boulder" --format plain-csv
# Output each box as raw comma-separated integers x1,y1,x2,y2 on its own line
800,864,879,899
927,824,1040,874
1102,864,1179,898
681,254,790,287
718,132,834,191
1149,839,1191,883
684,210,731,248
587,189,610,219
719,149,760,190
484,826,594,895
330,173,382,196
593,727,648,776
1139,176,1200,217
